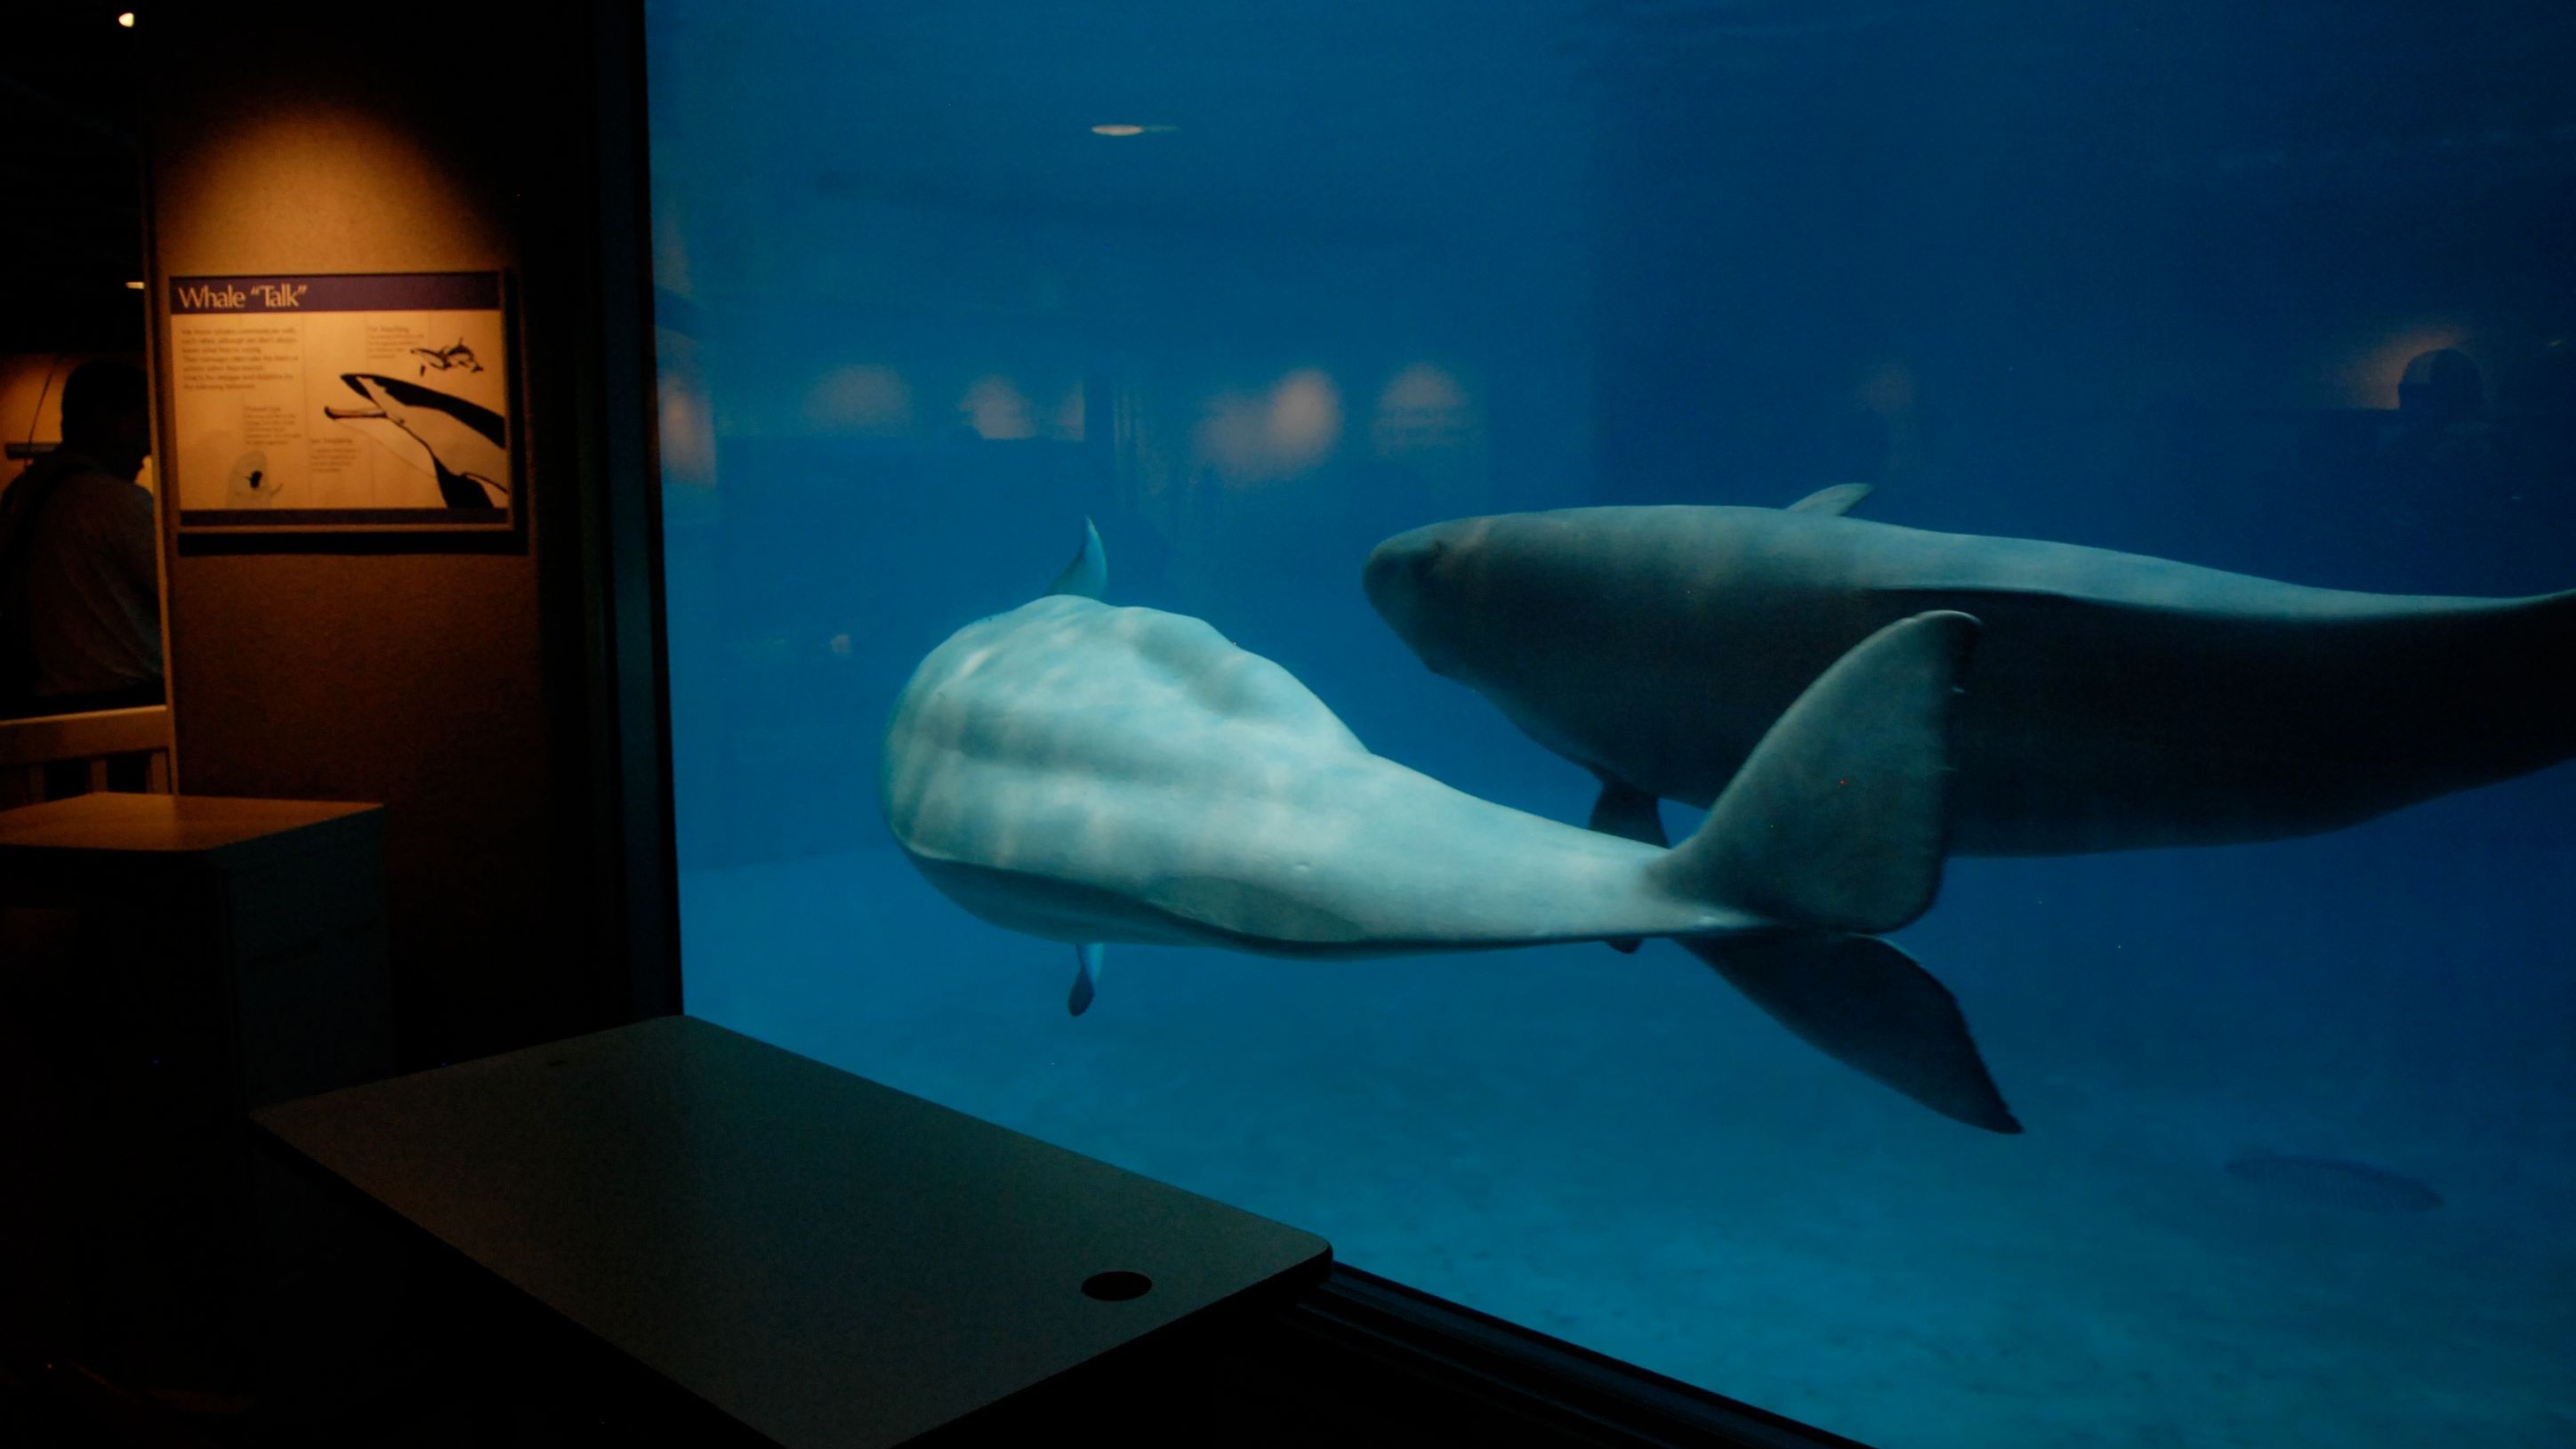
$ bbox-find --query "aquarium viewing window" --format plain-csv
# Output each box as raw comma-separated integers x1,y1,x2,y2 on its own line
642,4,2576,1445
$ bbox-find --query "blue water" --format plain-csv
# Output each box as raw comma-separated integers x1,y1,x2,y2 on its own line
644,4,2576,1444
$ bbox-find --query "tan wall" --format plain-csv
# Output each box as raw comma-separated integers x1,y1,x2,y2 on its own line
141,7,621,1063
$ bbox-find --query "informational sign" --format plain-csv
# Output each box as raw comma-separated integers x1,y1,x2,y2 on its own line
167,272,513,532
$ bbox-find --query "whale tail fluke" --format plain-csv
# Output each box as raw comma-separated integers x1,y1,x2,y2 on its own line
1643,609,2006,1131
1682,931,2020,1133
1652,610,1979,935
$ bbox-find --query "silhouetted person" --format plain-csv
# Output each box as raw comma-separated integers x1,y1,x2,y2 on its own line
0,358,163,715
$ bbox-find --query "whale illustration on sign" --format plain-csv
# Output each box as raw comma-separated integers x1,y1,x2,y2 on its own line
881,524,2021,1131
409,338,484,377
1364,488,2576,857
323,373,509,509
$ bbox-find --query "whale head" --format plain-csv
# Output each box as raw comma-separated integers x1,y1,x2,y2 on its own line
1368,495,1865,688
1364,511,1639,768
1364,511,1626,695
1362,517,1493,680
1365,506,1805,801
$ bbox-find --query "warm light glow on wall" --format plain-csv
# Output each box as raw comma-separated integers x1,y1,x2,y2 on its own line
658,383,717,487
117,12,136,27
2343,325,2472,408
160,106,495,266
804,364,914,436
1265,368,1343,465
1194,369,1348,487
1370,362,1475,461
1379,363,1467,415
961,375,1036,439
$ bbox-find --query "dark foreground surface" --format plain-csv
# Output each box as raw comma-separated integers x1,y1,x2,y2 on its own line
0,1252,1862,1449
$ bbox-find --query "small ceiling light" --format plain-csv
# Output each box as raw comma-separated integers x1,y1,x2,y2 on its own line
125,280,145,290
117,11,135,25
1090,124,1177,137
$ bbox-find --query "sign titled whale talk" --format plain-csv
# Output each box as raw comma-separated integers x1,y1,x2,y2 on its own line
168,271,513,533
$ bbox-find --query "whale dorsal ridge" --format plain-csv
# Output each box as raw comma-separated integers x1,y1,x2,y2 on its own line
1046,518,1107,600
1786,483,1873,516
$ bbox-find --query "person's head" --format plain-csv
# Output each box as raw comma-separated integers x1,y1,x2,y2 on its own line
59,358,152,480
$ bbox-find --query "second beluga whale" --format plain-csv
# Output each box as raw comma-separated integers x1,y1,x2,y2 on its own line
881,523,2022,1131
1364,487,2576,857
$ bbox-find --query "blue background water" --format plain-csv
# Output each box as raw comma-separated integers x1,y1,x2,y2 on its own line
642,4,2576,1444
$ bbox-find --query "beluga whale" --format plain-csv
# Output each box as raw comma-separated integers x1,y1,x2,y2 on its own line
1364,487,2576,857
880,523,2023,1131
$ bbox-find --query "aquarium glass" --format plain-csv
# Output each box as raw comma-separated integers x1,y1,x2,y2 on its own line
643,4,2576,1444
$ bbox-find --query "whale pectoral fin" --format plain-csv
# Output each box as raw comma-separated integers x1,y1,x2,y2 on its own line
1684,932,2020,1134
1067,942,1106,1016
1785,482,1873,516
1588,781,1667,954
1658,610,1978,935
1046,518,1108,600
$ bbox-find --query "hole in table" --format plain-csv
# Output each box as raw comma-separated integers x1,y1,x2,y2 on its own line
1082,1270,1153,1302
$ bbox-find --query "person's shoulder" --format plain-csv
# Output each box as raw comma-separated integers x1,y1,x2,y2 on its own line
50,466,139,497
48,470,153,524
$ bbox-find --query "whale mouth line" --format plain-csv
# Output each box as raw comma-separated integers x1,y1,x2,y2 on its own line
322,404,388,421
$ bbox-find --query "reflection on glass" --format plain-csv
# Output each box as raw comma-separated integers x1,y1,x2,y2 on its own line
645,4,2576,1445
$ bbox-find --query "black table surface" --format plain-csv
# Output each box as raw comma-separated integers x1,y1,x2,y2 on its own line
252,1015,1332,1447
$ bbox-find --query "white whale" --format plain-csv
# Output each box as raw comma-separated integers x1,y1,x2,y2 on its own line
1364,487,2576,857
879,525,2022,1131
